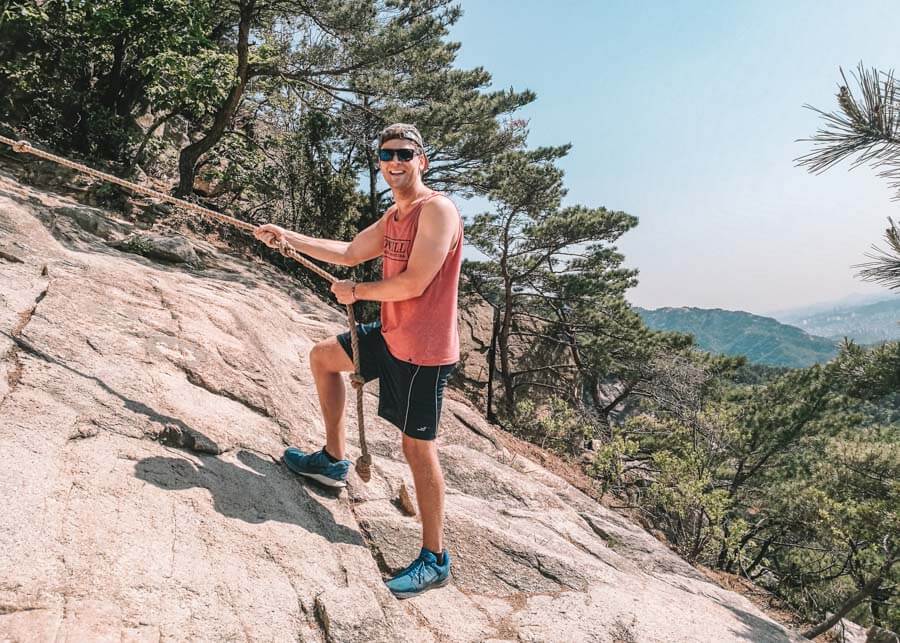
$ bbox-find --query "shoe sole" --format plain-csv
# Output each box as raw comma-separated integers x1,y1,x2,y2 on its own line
389,575,451,599
282,458,347,488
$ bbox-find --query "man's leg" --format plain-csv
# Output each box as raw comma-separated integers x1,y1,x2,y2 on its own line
309,336,355,460
402,434,445,554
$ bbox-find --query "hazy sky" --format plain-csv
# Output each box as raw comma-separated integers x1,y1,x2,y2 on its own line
448,0,899,315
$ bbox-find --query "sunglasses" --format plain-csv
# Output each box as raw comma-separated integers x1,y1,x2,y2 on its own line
378,148,420,162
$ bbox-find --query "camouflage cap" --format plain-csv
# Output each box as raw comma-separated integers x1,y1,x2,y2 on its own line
378,123,425,151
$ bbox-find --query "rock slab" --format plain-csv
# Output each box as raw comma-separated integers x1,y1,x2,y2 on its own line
0,172,805,642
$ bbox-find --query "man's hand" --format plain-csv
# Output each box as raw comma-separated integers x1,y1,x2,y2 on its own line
331,280,357,305
254,224,287,249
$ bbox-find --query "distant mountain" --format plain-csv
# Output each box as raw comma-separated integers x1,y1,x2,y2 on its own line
765,292,895,319
772,297,900,345
636,307,840,368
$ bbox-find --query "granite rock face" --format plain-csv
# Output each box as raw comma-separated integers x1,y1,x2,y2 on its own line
0,172,805,642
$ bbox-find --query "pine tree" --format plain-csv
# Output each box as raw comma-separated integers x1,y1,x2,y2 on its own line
464,144,644,422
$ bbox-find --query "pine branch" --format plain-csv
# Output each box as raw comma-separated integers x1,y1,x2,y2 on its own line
853,217,900,290
796,63,900,197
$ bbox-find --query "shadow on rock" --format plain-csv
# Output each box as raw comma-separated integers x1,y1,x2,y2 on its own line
135,450,365,548
718,599,795,643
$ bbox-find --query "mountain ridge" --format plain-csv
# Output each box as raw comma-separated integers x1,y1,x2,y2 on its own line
635,306,840,368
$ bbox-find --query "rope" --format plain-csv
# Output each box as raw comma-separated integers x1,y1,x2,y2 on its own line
0,135,373,483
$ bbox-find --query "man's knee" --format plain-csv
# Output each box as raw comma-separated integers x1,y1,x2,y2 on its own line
309,341,328,373
309,337,353,374
402,434,438,464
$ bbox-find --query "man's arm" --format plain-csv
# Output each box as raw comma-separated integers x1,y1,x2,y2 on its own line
336,197,459,303
255,217,385,267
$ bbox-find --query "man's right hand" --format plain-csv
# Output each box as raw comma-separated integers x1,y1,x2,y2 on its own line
254,224,287,249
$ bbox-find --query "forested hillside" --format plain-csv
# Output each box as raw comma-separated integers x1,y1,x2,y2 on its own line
636,306,840,367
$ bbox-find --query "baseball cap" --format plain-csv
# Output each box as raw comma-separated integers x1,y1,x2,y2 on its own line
378,123,425,151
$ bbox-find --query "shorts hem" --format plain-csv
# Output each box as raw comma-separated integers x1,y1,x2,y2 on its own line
379,410,436,441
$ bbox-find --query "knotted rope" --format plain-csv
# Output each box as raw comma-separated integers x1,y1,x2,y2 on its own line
0,135,372,482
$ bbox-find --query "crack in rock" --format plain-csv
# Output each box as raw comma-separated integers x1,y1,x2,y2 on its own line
452,409,501,450
353,519,394,578
579,512,630,554
12,283,48,337
3,281,49,404
314,587,389,643
0,604,48,615
178,361,271,419
2,348,23,407
491,542,586,591
0,249,24,263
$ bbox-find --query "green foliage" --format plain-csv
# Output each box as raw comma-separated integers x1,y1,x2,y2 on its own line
143,48,236,119
601,340,900,631
511,396,603,456
120,234,154,257
89,182,129,210
616,408,738,562
588,432,639,494
833,338,900,400
0,0,222,160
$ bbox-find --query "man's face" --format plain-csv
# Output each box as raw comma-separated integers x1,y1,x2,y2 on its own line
378,140,426,191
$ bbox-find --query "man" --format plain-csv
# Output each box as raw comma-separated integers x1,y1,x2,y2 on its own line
254,123,462,598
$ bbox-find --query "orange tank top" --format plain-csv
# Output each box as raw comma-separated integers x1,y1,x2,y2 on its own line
380,192,463,365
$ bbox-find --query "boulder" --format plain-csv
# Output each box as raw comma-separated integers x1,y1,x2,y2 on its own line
868,625,900,643
110,232,199,265
54,205,117,239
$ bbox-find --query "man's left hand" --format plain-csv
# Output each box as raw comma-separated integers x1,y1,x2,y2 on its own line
332,280,357,305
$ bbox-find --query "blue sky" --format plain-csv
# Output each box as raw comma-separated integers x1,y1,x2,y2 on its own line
446,0,899,314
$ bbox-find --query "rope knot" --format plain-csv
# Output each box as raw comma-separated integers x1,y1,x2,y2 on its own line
11,140,31,154
349,373,365,390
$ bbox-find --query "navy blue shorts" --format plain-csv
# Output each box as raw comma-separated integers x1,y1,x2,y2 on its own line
337,321,455,441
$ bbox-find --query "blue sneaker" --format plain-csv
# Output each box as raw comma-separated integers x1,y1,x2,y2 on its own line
385,548,451,598
282,447,350,488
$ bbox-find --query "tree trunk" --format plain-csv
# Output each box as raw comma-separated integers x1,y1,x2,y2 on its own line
498,281,515,417
717,523,732,571
130,111,177,169
486,306,500,423
176,1,255,195
802,554,897,640
363,98,380,227
743,536,775,578
97,23,127,114
600,379,639,422
367,153,378,224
